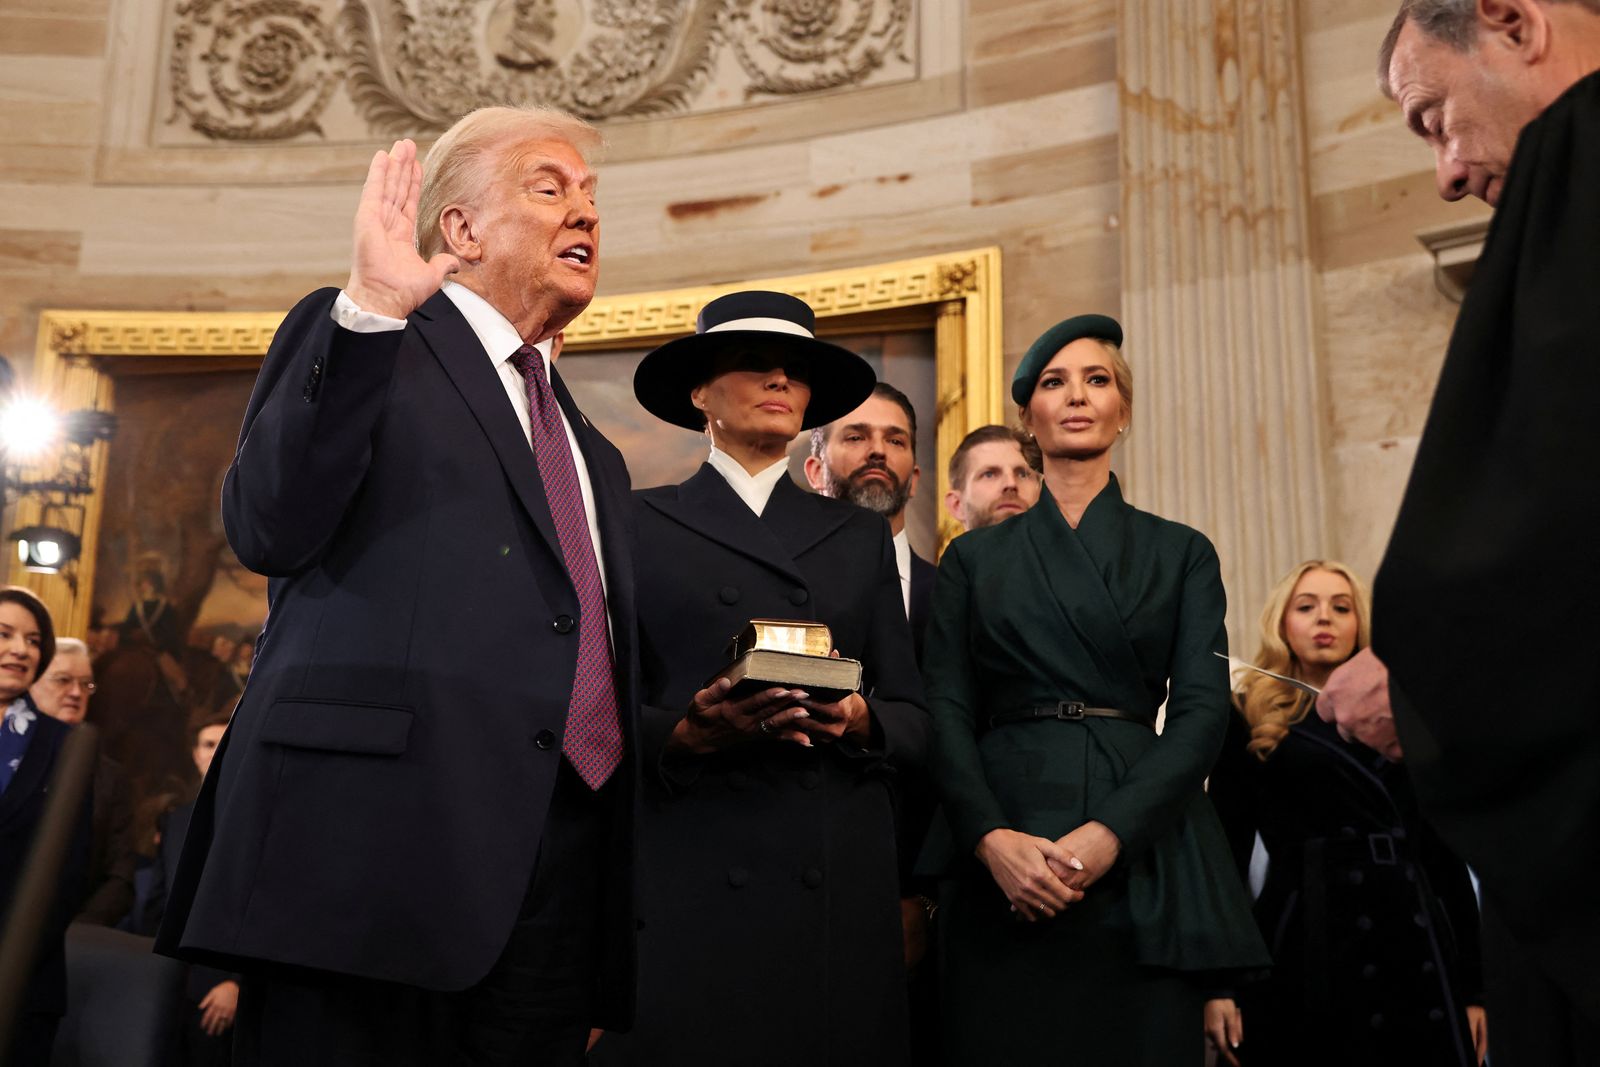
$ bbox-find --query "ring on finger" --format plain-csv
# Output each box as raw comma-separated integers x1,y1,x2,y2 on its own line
758,717,774,735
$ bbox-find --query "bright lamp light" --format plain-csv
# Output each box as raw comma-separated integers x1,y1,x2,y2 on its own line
0,396,63,462
9,525,81,574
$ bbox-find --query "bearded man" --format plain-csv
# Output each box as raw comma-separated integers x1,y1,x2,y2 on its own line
805,382,933,654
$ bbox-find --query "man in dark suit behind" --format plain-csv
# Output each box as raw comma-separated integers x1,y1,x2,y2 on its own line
156,106,639,1065
804,381,934,654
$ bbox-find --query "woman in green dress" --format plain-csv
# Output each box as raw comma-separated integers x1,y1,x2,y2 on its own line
924,315,1269,1065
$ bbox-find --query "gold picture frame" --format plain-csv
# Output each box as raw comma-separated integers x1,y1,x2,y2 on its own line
11,246,1003,637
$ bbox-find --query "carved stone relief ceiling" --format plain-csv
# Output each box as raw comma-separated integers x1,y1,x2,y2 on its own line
165,0,917,141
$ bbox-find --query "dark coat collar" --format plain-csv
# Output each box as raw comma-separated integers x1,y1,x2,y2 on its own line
644,463,855,584
1021,472,1146,699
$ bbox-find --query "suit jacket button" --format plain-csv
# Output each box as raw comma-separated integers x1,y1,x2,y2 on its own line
1369,1014,1385,1029
727,867,749,888
1355,915,1373,932
728,771,751,791
1428,1008,1445,1023
803,867,824,889
800,771,820,790
1361,964,1378,979
718,586,740,605
788,588,808,606
1421,960,1437,975
534,730,555,750
552,615,575,634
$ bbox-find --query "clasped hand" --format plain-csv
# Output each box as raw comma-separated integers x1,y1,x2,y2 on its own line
976,821,1121,921
672,674,870,755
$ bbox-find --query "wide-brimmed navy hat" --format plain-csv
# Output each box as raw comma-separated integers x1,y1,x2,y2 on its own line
633,290,876,431
1010,313,1124,405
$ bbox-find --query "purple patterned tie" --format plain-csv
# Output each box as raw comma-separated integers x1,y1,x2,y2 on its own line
510,344,623,789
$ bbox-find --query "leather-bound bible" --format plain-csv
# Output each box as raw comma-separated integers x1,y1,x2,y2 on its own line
708,619,863,705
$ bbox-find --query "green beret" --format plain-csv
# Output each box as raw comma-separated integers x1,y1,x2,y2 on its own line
1010,314,1124,405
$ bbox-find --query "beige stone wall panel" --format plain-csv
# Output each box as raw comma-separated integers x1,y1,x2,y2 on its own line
1118,0,1330,649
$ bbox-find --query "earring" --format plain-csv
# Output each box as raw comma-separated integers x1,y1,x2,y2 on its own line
1118,426,1126,434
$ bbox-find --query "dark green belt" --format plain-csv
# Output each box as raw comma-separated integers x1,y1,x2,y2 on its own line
988,701,1154,730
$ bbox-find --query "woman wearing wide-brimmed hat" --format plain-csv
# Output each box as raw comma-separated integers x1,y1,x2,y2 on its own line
588,291,927,1067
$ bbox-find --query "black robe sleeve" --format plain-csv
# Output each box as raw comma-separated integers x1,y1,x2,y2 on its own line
1374,71,1600,944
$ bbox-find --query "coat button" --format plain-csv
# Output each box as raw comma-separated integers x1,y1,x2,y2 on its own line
1421,960,1437,975
534,729,555,750
803,868,824,889
788,588,809,605
718,586,740,605
1428,1008,1445,1023
1361,964,1378,979
800,771,820,790
728,771,751,791
1369,1014,1385,1030
1345,869,1365,886
1413,911,1429,928
552,615,575,634
727,867,749,888
1355,915,1373,932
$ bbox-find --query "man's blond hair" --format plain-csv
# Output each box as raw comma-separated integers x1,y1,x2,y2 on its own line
415,106,604,259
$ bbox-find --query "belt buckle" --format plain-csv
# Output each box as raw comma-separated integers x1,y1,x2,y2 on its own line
1056,701,1086,721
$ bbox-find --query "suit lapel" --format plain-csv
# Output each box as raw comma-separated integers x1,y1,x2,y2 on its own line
644,464,806,586
758,475,854,561
410,293,566,574
551,366,637,688
1024,480,1146,692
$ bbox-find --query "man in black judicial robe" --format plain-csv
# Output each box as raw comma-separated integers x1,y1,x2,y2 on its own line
1321,3,1600,1063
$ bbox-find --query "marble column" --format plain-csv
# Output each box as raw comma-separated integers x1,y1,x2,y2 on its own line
1115,0,1331,652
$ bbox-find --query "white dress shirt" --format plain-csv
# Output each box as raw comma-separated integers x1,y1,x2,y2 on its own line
891,529,912,619
330,284,610,600
706,446,790,516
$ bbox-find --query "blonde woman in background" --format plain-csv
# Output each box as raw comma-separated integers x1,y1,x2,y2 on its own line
1206,561,1486,1067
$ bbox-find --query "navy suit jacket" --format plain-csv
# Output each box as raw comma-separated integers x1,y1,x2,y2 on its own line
155,289,639,1024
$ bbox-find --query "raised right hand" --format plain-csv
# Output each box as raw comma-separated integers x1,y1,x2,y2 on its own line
344,139,460,320
974,828,1084,921
668,678,813,754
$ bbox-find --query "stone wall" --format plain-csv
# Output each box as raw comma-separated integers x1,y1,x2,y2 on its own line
0,0,1493,626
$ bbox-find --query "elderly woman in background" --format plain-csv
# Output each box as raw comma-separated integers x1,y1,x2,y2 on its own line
922,315,1266,1065
588,291,927,1067
1206,561,1486,1066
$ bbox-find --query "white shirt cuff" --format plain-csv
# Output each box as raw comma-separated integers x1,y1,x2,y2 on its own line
332,290,408,333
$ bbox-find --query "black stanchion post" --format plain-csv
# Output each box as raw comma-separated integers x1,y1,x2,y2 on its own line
0,722,98,1060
